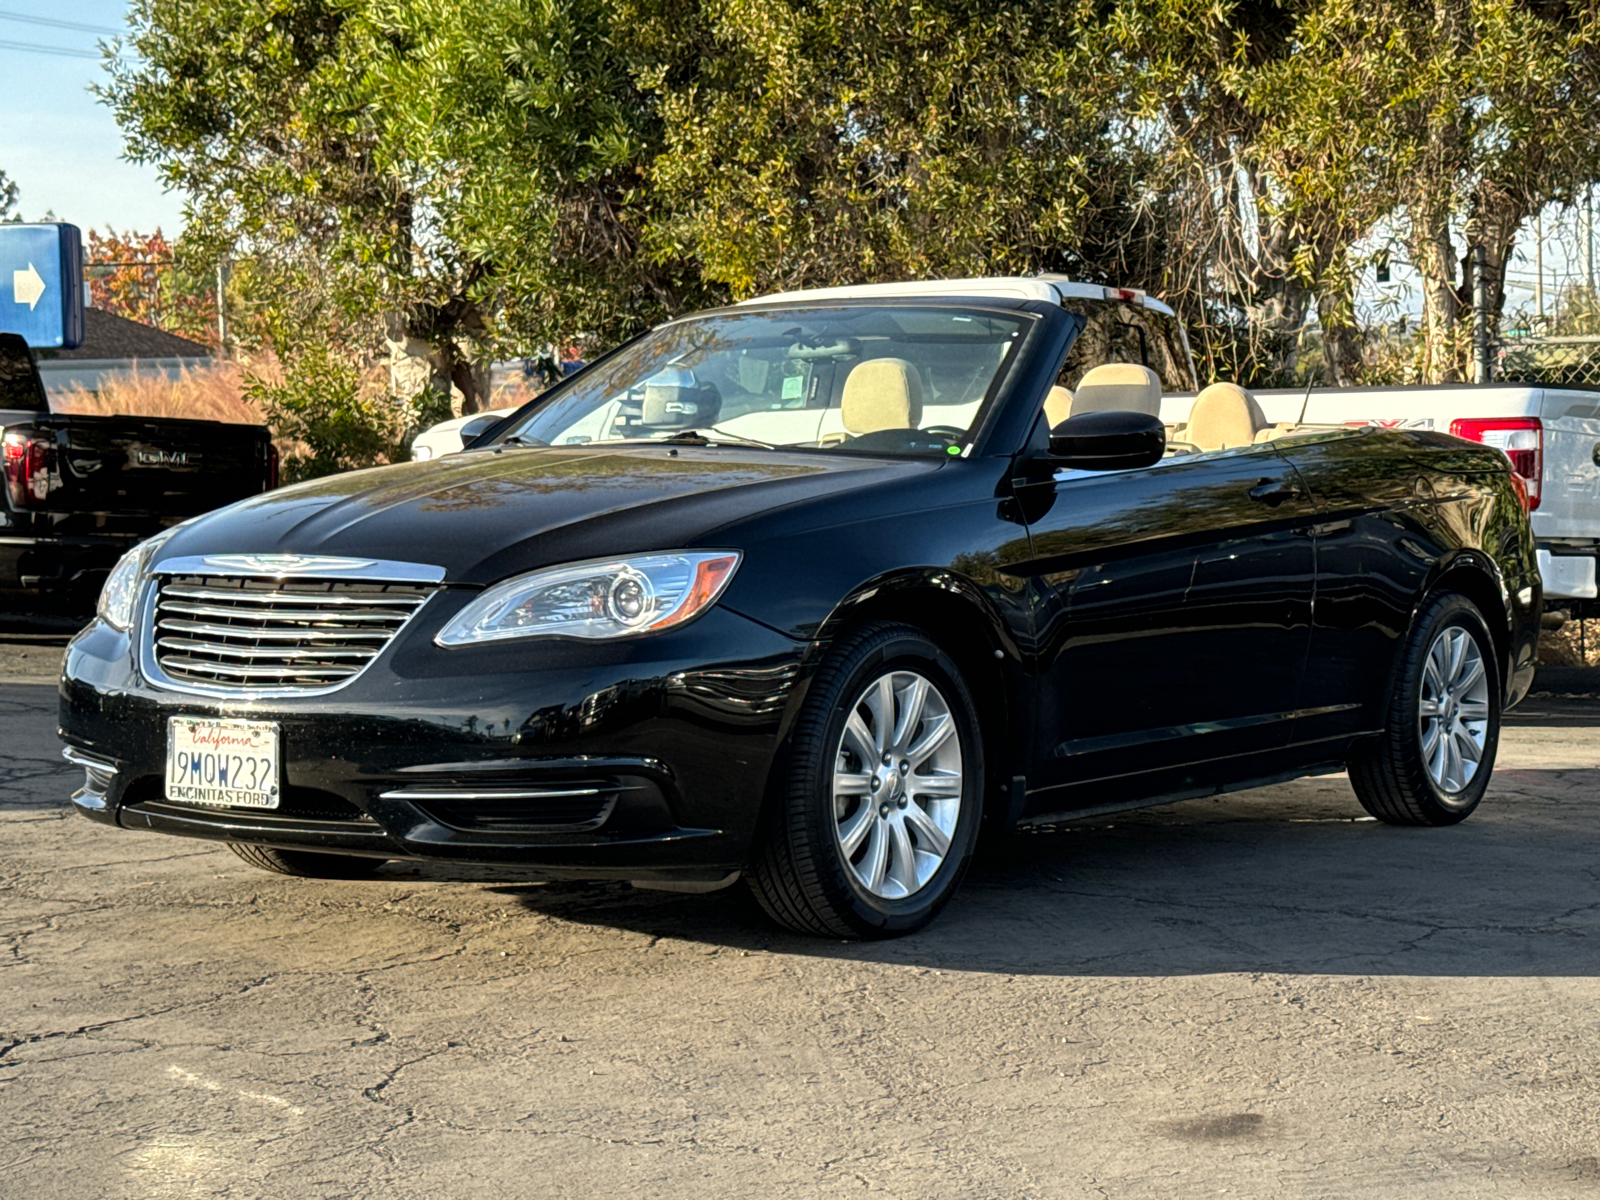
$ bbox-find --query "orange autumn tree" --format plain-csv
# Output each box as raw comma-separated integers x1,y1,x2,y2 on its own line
85,228,219,348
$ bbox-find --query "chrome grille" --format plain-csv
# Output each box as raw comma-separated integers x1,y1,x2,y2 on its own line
151,573,436,690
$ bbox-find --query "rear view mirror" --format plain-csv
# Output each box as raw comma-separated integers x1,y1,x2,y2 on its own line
1045,410,1165,471
460,414,503,445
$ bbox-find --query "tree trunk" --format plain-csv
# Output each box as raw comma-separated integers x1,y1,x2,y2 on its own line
1411,208,1464,383
451,354,491,415
1465,180,1529,348
1317,292,1362,385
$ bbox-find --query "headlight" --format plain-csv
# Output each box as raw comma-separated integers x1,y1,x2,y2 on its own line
96,527,180,632
412,444,434,461
436,551,741,646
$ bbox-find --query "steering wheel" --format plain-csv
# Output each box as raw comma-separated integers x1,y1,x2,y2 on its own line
921,426,966,439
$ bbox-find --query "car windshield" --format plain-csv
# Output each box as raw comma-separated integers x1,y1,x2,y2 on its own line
493,305,1031,457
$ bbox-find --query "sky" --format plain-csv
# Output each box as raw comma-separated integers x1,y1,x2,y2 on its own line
0,1,185,234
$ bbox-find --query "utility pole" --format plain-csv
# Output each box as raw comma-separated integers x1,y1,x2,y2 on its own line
1589,186,1597,297
215,261,228,352
1535,210,1545,321
1473,245,1491,384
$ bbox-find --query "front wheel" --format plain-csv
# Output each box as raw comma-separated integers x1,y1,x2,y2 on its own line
748,623,984,938
1348,592,1501,826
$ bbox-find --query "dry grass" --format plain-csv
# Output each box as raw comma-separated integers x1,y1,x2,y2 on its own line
51,359,269,424
1540,620,1600,667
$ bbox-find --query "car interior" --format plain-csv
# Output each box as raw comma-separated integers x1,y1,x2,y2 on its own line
525,308,1027,456
511,301,1334,463
1046,371,1310,460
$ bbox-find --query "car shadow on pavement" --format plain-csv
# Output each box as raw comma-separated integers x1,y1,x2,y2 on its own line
479,770,1600,978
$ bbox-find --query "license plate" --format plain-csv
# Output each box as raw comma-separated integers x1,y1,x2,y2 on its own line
165,718,281,809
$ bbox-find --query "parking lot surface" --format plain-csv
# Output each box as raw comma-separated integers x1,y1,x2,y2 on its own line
4,648,1600,1199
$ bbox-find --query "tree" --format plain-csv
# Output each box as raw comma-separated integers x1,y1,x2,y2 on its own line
104,0,700,412
0,169,17,222
104,0,1600,399
85,228,219,345
630,0,1109,297
1262,0,1600,380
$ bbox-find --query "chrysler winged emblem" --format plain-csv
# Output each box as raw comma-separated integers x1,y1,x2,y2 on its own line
201,554,376,575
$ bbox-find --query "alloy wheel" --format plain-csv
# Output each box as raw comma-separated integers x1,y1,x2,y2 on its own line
1418,626,1491,794
831,669,963,900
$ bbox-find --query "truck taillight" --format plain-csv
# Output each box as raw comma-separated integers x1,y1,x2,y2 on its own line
2,433,51,509
1450,417,1541,511
265,444,280,491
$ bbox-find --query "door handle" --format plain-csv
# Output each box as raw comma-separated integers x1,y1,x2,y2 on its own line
1248,479,1302,507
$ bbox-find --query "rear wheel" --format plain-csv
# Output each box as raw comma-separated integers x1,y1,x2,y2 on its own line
748,623,984,938
227,843,389,879
1348,592,1500,826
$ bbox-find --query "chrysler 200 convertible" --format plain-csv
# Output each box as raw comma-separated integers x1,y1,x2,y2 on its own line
59,277,1540,938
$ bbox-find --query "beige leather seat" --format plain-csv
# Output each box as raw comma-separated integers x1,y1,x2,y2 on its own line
1044,385,1074,428
1186,382,1267,451
1253,423,1296,443
1070,363,1162,417
842,358,924,434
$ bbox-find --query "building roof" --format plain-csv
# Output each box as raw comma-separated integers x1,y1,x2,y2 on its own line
38,307,211,361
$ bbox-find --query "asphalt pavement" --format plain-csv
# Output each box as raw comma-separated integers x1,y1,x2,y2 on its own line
4,640,1600,1199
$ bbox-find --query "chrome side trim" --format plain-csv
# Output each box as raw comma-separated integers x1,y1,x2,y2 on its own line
152,555,447,584
63,746,117,814
63,746,117,772
380,787,602,801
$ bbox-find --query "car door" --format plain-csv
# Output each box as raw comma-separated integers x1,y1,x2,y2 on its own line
1011,440,1317,811
1268,429,1440,744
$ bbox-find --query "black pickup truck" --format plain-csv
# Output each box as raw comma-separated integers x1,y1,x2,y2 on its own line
0,333,275,610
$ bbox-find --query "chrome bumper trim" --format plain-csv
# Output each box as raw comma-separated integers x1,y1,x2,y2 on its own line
62,746,117,814
379,787,602,802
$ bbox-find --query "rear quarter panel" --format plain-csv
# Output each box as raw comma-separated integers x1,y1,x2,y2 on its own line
1275,428,1539,721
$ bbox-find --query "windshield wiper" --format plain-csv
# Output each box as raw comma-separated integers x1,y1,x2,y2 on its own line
664,427,780,449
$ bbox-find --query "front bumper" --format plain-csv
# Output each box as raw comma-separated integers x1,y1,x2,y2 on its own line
59,603,807,881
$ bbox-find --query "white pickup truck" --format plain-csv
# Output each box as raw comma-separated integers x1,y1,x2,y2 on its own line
1161,386,1598,615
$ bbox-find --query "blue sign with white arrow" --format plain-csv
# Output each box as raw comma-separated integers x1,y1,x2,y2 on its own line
0,223,84,349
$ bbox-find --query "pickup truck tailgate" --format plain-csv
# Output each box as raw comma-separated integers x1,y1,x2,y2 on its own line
23,413,271,519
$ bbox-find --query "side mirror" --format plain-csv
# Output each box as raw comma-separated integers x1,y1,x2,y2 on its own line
1043,410,1165,471
459,414,503,445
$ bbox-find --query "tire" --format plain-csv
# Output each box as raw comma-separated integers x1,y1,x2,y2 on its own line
1348,592,1501,826
748,622,984,938
227,843,389,879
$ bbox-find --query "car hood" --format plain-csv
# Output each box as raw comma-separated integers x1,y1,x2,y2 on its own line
157,445,935,585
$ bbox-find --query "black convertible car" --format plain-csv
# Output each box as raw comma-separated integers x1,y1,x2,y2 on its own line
60,279,1541,938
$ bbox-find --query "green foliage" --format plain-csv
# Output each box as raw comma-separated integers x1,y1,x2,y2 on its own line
103,0,1600,402
633,0,1105,296
0,170,17,222
105,0,697,401
243,346,417,483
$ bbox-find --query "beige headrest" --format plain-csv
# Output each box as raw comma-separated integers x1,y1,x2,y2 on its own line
1187,382,1267,451
842,358,924,435
1071,363,1162,417
1044,385,1074,428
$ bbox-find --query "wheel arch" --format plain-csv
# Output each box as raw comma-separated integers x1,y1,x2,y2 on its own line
1423,551,1512,690
788,569,1029,832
